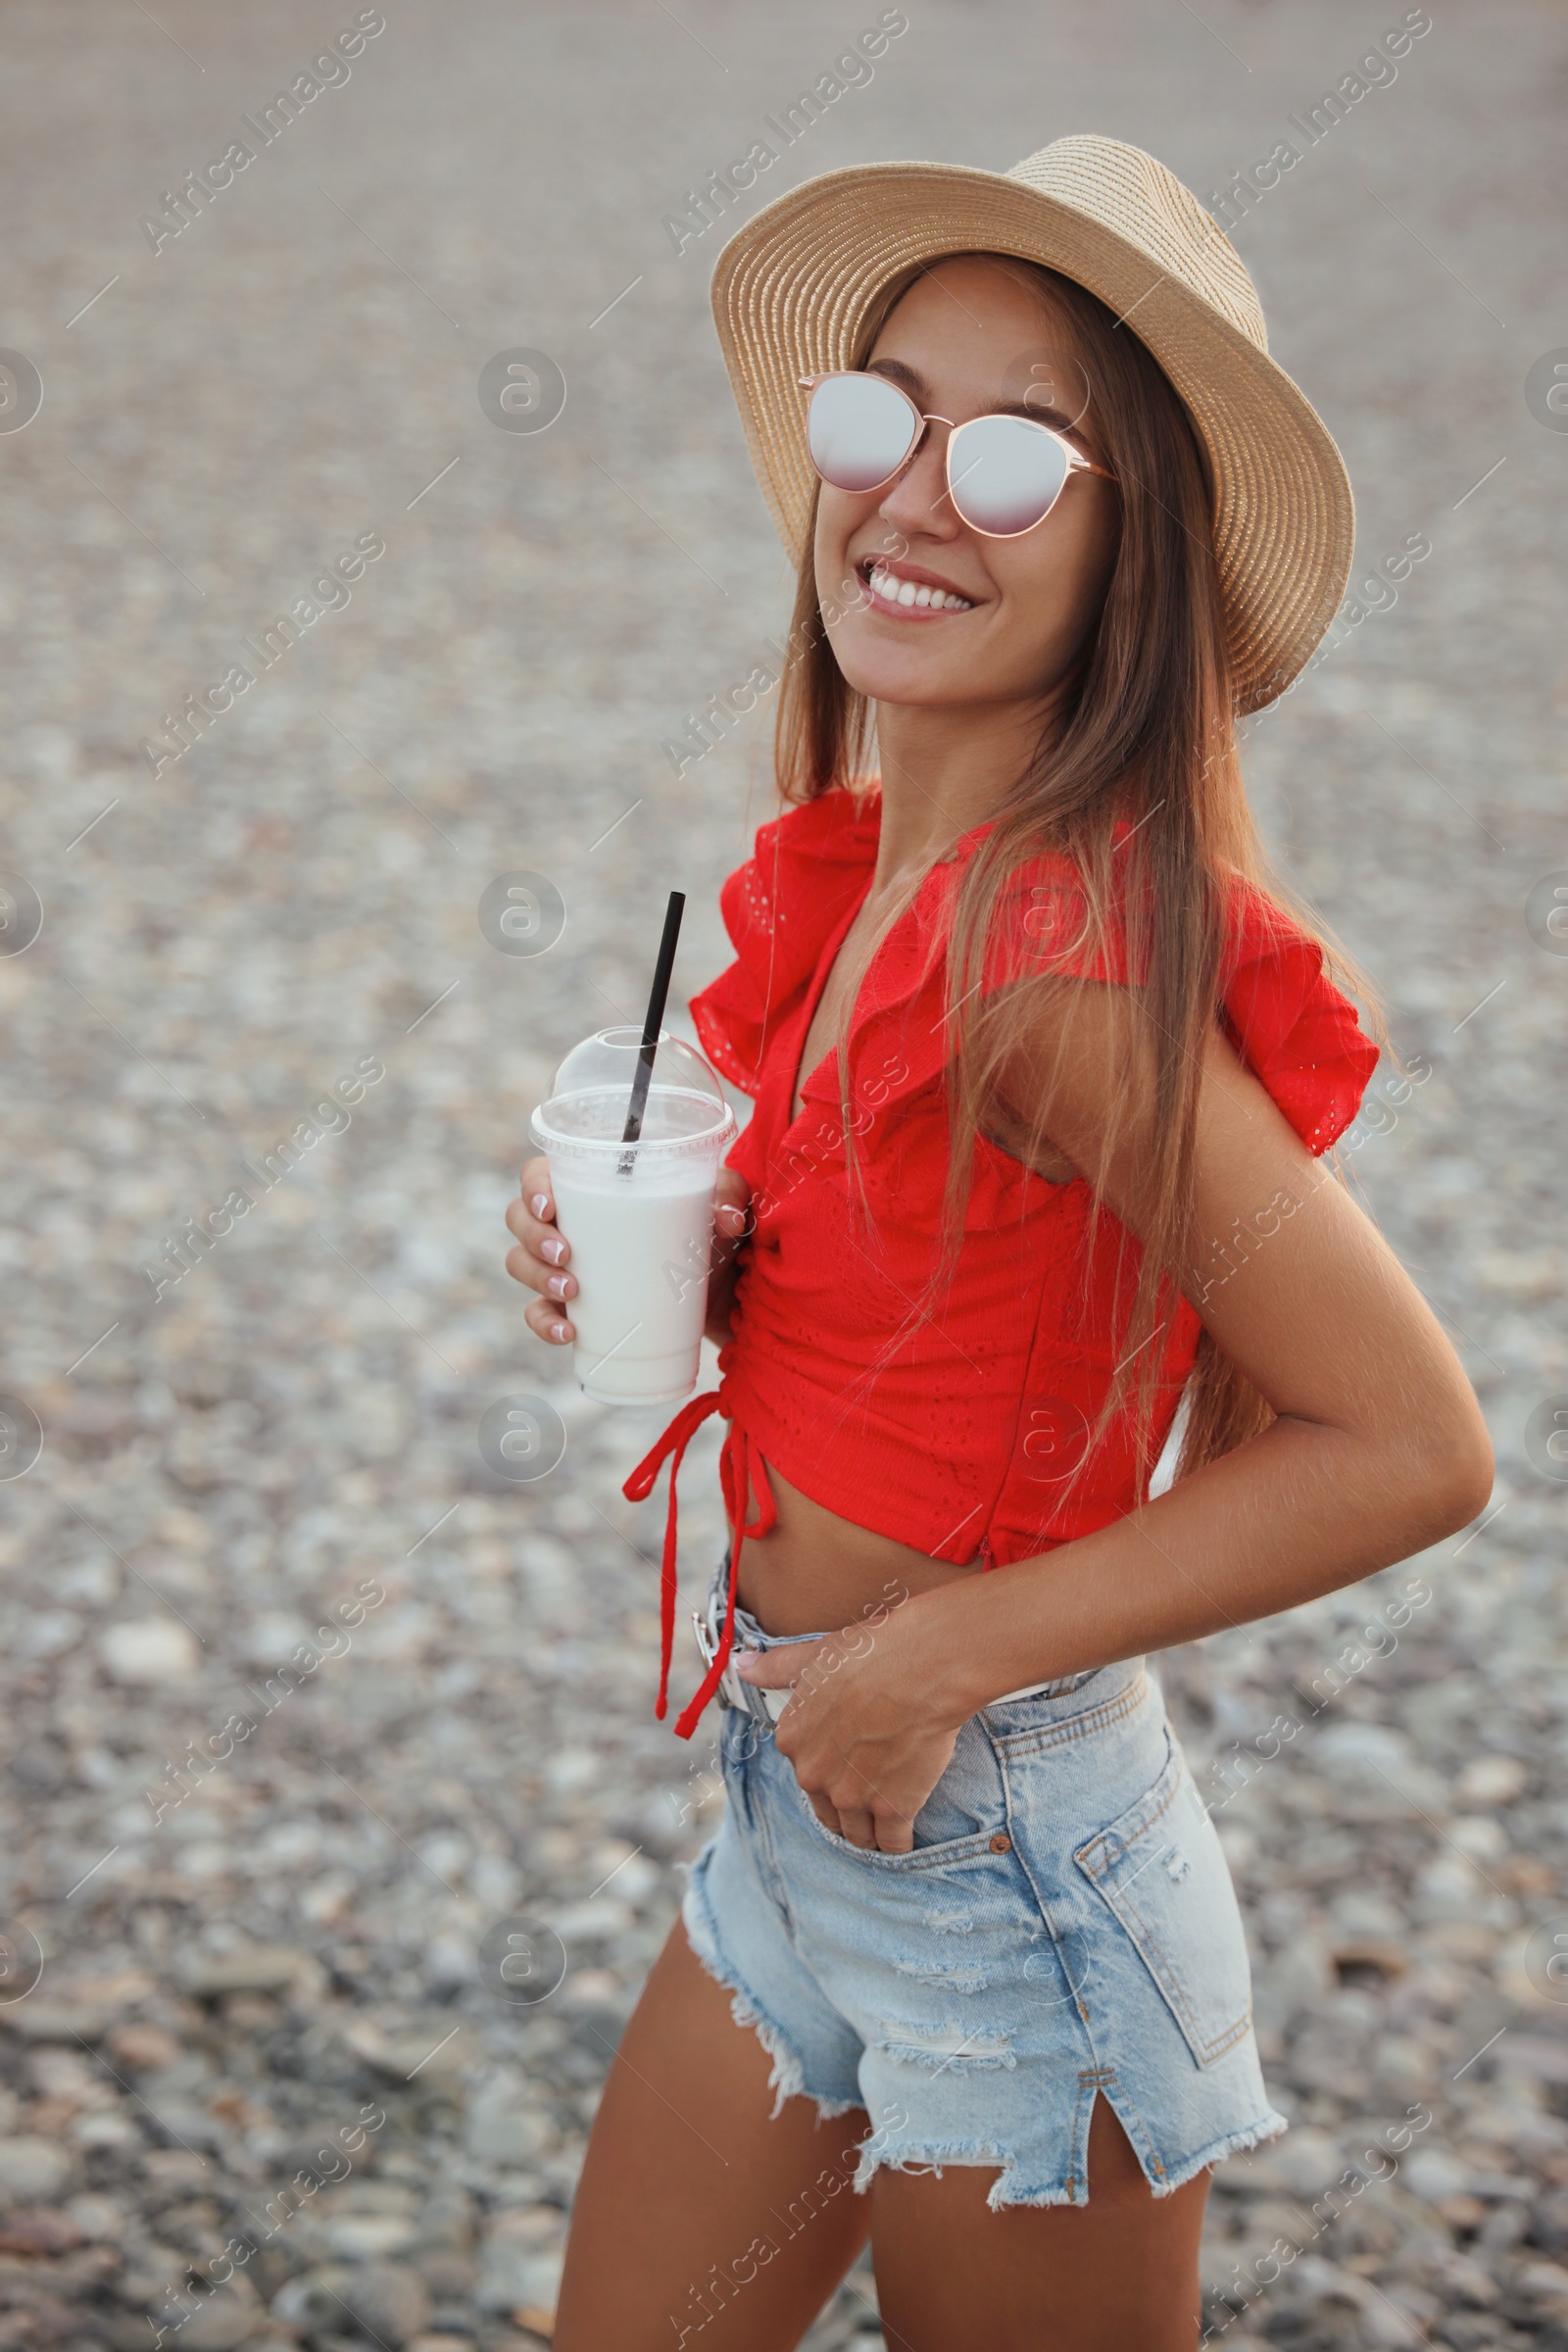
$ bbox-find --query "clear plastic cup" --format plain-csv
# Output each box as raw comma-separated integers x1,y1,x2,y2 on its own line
528,1027,737,1405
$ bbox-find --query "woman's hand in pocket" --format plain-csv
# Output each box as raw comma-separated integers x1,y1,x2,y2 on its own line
734,1605,960,1854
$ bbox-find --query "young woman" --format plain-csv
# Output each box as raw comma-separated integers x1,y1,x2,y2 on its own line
505,137,1493,2352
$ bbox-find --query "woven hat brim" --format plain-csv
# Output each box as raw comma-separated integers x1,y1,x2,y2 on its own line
710,162,1354,714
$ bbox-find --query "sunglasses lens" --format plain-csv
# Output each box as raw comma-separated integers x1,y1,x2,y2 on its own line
807,374,918,494
949,414,1070,535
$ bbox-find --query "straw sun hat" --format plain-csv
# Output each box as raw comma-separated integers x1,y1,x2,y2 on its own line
710,134,1353,713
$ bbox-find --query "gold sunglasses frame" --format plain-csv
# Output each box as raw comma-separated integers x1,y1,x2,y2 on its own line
799,371,1117,539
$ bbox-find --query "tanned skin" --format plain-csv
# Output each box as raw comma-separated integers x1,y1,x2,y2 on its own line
505,259,1494,2351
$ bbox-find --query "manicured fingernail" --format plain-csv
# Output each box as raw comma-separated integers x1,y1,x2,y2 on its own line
547,1274,572,1299
541,1237,565,1265
550,1320,569,1342
530,1194,551,1217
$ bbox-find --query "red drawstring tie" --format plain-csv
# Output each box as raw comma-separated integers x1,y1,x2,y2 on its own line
621,1387,777,1740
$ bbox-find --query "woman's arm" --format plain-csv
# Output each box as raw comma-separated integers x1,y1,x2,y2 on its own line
738,981,1494,1847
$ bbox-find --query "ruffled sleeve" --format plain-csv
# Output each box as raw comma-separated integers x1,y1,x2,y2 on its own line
1217,880,1378,1154
689,788,881,1097
969,843,1376,1155
696,802,1376,1154
790,831,1375,1157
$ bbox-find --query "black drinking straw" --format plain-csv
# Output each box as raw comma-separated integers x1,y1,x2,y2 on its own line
617,890,685,1174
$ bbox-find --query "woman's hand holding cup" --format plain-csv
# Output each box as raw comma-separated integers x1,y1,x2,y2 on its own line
505,1155,581,1347
701,1166,753,1345
506,1156,752,1350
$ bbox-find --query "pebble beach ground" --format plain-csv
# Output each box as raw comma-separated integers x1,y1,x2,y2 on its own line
0,3,1564,2345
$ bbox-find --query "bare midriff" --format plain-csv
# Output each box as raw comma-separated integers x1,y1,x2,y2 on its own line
735,1459,985,1636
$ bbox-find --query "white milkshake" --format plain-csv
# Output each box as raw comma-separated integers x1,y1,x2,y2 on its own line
529,1033,736,1405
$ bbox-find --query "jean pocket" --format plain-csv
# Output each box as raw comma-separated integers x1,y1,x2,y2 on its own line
1073,1728,1253,2067
788,1772,1005,1872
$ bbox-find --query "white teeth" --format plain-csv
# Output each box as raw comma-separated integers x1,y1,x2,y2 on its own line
866,565,973,611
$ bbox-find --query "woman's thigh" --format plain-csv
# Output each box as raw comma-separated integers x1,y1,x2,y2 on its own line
552,1917,871,2352
871,2090,1210,2352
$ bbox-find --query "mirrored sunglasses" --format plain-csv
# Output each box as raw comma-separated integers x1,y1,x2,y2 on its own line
801,369,1116,539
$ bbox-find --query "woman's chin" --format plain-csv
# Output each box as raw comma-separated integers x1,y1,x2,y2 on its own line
829,639,979,709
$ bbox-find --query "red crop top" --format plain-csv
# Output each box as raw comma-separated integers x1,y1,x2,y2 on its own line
624,786,1378,1738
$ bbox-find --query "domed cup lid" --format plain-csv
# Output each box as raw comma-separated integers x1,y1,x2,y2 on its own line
530,1027,734,1152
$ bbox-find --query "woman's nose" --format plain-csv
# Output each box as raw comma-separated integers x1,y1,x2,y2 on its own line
876,424,960,541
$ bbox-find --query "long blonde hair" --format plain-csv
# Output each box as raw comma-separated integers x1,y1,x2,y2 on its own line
774,256,1379,1493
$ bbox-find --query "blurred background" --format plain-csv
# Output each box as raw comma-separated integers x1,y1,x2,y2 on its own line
0,3,1564,2346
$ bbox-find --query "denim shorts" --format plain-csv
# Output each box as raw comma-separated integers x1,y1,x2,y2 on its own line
681,1558,1287,2210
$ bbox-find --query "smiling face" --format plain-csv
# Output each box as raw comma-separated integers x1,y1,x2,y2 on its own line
812,256,1122,720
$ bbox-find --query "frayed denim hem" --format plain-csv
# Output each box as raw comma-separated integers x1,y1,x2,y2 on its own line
852,2136,1077,2210
1144,2105,1290,2199
680,1873,861,2128
852,2107,1291,2210
855,2137,1004,2202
